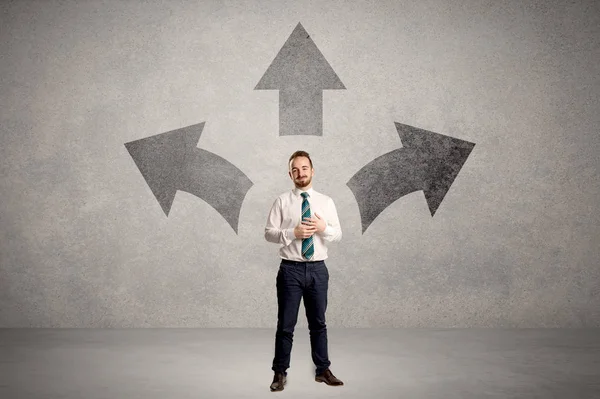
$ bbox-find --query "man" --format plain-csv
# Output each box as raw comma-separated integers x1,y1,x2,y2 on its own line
264,150,344,392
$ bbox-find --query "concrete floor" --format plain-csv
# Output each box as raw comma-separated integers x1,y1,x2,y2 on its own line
1,328,599,399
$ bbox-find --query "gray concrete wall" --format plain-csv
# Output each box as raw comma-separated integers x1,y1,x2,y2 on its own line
1,0,598,327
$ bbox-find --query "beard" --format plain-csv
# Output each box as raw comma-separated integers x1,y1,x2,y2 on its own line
294,175,312,188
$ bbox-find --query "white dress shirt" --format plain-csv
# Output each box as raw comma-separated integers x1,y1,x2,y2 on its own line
265,187,342,261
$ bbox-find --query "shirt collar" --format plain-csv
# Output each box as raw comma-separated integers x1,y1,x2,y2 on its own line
293,187,314,197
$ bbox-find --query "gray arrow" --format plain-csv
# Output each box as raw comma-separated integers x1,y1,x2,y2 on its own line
255,22,345,136
347,122,475,233
124,122,253,234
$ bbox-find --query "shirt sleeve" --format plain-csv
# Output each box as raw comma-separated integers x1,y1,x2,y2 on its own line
264,197,295,247
319,197,342,243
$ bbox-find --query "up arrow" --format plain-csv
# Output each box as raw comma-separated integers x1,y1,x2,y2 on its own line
255,22,346,136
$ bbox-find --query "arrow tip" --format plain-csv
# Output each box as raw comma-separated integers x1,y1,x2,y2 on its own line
255,22,345,90
294,21,307,34
394,122,475,216
125,122,206,216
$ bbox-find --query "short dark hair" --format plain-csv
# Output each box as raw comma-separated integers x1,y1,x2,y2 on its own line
289,150,313,169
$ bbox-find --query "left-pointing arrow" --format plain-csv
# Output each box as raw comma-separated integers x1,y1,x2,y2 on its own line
124,122,253,234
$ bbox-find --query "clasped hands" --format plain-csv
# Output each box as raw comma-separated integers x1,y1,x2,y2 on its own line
294,213,326,239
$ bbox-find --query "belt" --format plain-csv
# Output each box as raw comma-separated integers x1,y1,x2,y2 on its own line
281,259,325,265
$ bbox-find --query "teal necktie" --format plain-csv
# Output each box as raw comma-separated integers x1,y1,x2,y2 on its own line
300,192,314,260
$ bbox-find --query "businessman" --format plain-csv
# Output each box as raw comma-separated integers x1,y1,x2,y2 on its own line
265,150,343,392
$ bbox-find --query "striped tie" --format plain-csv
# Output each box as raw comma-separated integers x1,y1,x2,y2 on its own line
300,192,314,260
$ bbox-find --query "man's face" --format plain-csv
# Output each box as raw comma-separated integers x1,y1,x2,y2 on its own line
289,156,314,189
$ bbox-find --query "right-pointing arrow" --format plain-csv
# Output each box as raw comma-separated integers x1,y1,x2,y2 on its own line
255,22,345,136
347,123,475,233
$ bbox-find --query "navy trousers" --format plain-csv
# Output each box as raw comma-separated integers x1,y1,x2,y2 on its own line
272,259,331,376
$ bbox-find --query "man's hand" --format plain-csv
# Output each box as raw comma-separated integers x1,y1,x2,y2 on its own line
294,221,317,239
302,213,326,233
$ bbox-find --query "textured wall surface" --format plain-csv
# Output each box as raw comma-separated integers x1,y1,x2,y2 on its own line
1,0,599,327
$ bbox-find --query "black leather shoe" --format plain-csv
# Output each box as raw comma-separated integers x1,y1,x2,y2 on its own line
315,369,344,386
270,372,287,391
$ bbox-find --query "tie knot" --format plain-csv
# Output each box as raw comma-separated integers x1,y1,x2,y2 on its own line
301,192,309,199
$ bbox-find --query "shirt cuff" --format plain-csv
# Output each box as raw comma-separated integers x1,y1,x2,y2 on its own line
322,225,334,237
284,228,296,245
